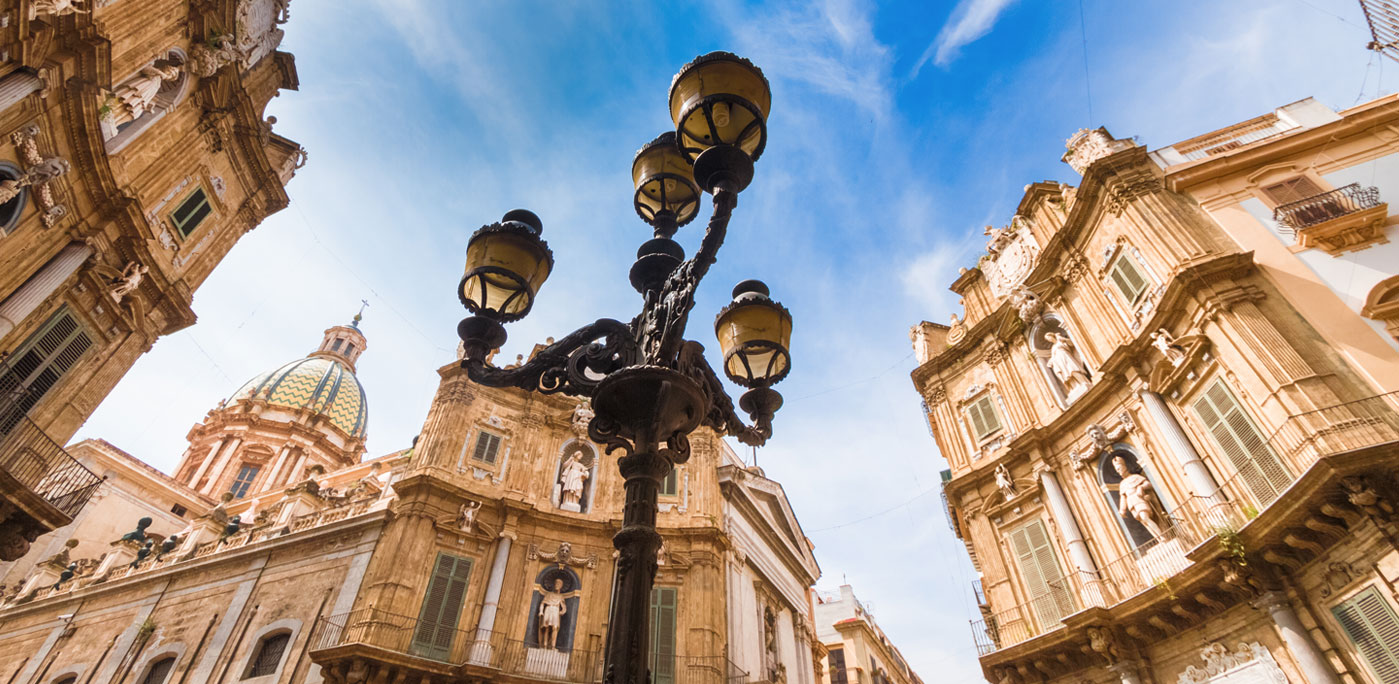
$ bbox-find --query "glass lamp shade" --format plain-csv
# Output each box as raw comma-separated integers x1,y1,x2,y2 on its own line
714,280,792,388
669,52,771,163
459,212,553,322
633,132,701,229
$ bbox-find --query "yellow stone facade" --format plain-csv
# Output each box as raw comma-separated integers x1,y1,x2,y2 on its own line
910,97,1399,684
0,0,304,561
0,320,828,684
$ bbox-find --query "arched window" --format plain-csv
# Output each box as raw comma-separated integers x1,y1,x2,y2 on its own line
139,657,175,684
0,161,28,235
246,632,290,677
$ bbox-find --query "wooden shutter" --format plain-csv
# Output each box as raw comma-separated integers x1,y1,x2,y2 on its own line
249,632,290,676
1192,381,1291,505
1009,520,1074,627
650,587,677,684
1110,257,1148,304
411,553,472,661
967,397,1001,441
0,308,91,434
829,648,848,684
472,432,500,464
1332,586,1399,684
1261,177,1323,207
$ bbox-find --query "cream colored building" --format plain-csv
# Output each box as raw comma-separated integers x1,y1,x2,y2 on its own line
910,96,1399,684
0,318,825,684
813,585,923,684
0,0,305,563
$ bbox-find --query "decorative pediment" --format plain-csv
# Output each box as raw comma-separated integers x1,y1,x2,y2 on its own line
237,0,290,70
1147,334,1212,398
1176,642,1286,684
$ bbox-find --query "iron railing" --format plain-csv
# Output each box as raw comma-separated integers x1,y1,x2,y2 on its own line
1274,183,1383,235
650,655,747,684
971,579,985,607
0,397,102,518
1265,391,1399,470
968,578,1076,655
313,608,604,681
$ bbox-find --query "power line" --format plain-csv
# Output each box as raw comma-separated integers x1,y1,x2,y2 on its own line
1077,0,1094,124
810,486,939,533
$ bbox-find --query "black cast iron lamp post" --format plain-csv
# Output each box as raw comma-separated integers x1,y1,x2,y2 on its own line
454,51,788,684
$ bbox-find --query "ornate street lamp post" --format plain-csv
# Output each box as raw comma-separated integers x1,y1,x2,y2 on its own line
455,52,790,684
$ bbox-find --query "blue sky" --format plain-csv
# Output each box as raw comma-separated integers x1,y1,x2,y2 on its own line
76,0,1378,679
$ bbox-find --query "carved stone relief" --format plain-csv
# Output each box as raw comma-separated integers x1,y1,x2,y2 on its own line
1176,642,1287,684
983,217,1041,300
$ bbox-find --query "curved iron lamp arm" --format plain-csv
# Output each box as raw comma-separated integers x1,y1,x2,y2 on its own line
462,318,636,396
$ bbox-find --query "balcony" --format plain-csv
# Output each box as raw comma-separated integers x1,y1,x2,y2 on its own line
1273,183,1389,254
312,609,747,684
0,397,103,560
968,579,1077,655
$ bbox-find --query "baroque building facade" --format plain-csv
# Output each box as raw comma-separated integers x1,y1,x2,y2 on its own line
909,96,1399,684
0,319,826,684
0,0,305,562
813,585,923,684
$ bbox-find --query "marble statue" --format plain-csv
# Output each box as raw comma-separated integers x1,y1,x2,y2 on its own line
109,261,148,302
1150,328,1187,367
0,157,71,206
1046,332,1091,399
537,578,567,650
32,0,88,16
994,463,1017,498
456,501,479,532
570,399,594,441
558,451,589,511
120,517,153,542
764,607,780,681
113,64,181,122
1113,456,1163,539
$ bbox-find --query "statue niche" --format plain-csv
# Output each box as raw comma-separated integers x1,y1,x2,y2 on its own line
525,566,580,652
99,49,191,152
1030,315,1092,405
553,441,596,513
1099,450,1169,547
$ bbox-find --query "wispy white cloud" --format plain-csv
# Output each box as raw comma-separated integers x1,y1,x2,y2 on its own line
913,0,1017,74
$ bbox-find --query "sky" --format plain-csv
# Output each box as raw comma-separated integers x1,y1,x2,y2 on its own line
74,0,1381,680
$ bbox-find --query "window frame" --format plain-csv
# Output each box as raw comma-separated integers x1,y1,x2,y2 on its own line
1255,174,1330,211
1107,252,1150,306
228,464,261,499
660,467,679,498
136,656,177,684
649,586,678,684
236,619,302,682
167,185,213,240
0,305,93,433
245,631,291,679
1329,583,1399,684
963,393,1004,443
470,430,503,465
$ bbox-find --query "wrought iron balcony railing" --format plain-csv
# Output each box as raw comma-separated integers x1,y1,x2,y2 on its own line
0,397,102,518
968,579,1076,655
1273,183,1382,235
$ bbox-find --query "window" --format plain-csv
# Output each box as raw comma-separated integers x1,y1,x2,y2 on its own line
169,187,211,238
965,395,1002,441
52,677,77,684
228,464,260,499
471,431,502,464
1008,519,1075,627
660,468,678,497
649,587,677,684
330,339,342,352
829,648,848,684
1108,254,1150,305
0,307,92,435
1192,380,1292,506
1260,177,1324,207
1332,585,1399,684
411,553,472,661
247,632,290,678
344,343,355,356
171,504,188,517
140,657,175,684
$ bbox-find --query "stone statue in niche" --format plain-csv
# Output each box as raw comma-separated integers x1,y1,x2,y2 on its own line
764,606,781,681
109,261,148,303
1113,456,1163,539
456,501,480,532
30,0,88,17
994,464,1017,499
1046,332,1091,400
113,64,182,124
557,449,591,513
1150,329,1187,366
537,577,568,650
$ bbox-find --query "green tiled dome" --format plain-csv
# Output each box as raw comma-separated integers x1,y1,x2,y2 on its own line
230,356,368,439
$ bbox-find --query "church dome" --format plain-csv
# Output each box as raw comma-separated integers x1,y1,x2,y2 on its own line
227,315,371,440
230,357,368,439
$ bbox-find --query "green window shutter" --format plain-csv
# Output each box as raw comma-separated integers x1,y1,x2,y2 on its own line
1192,381,1291,505
1010,520,1073,628
412,553,472,661
0,307,91,434
1110,256,1148,304
650,587,677,684
472,432,500,464
170,187,211,238
967,397,1001,441
1333,586,1399,684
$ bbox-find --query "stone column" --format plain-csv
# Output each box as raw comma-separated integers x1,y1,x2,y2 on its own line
470,531,515,664
1255,591,1342,684
1039,468,1106,606
0,243,91,339
263,445,293,493
0,71,43,116
1109,660,1144,684
199,437,242,495
1138,390,1219,498
185,437,226,490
